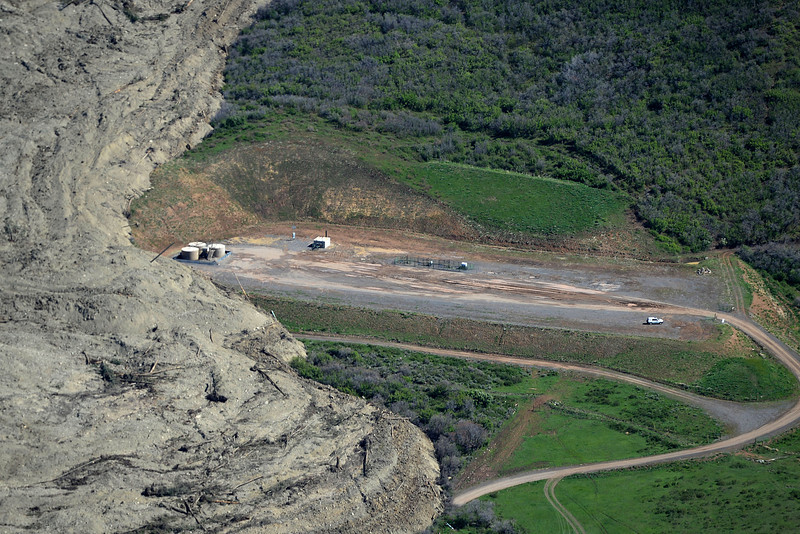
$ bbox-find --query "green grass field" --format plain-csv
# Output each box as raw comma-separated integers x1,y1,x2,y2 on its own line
484,427,800,533
410,162,629,236
695,357,798,401
502,413,653,471
481,376,721,476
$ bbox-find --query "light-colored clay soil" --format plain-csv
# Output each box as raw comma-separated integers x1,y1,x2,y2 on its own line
0,3,441,532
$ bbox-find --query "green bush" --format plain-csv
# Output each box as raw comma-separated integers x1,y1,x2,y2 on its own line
693,357,797,401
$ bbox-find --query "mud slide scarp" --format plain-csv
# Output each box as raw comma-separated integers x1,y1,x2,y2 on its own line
0,2,442,532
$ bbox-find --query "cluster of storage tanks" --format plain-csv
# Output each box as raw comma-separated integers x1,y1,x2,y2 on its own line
179,242,226,261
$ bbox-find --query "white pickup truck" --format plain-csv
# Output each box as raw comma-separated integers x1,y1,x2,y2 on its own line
645,317,664,325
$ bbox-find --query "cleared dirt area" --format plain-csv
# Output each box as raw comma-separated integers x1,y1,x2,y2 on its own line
190,224,727,341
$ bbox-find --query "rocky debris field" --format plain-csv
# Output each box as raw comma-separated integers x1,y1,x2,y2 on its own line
0,1,441,532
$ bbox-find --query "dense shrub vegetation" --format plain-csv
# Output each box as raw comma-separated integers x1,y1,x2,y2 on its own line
220,0,800,251
425,500,517,534
739,242,800,289
292,341,527,488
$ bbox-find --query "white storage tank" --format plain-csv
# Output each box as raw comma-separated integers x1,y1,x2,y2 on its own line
180,246,200,261
209,243,226,258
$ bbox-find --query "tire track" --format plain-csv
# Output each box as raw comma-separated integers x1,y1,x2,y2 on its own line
720,251,746,315
544,477,586,534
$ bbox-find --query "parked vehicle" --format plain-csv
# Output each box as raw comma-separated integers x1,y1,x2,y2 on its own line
645,316,664,325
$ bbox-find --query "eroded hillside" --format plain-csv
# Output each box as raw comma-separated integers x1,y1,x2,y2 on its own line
0,0,441,531
130,138,477,252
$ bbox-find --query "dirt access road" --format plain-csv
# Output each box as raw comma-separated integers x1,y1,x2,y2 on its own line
190,228,800,504
297,333,793,438
544,477,586,534
448,309,800,505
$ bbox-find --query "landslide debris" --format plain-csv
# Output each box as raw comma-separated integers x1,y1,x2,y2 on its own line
0,1,442,532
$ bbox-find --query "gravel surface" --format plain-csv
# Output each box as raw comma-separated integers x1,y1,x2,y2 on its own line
191,234,800,507
197,236,725,341
198,236,799,436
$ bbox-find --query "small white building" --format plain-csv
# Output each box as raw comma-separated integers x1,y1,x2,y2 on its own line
311,236,331,249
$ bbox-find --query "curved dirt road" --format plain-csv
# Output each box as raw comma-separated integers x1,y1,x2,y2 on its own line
296,311,800,507
544,477,586,534
452,310,800,505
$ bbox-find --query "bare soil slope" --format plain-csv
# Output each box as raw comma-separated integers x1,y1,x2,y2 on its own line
130,136,664,259
0,1,441,532
131,139,477,251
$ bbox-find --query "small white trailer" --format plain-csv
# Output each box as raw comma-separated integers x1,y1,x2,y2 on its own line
310,236,331,250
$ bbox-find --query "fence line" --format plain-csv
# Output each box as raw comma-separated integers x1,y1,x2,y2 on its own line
393,256,471,271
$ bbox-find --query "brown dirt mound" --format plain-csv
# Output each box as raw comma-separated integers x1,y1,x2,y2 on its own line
131,137,665,259
131,140,476,251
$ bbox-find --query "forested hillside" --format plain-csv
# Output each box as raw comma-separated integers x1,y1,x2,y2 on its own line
219,0,799,252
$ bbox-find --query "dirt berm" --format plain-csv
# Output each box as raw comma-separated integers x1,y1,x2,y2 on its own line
0,1,442,532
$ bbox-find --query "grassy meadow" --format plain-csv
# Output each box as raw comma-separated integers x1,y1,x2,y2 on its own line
474,375,721,476
481,427,800,533
409,162,629,236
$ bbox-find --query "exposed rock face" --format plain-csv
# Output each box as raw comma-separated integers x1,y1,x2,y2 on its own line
0,1,442,531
